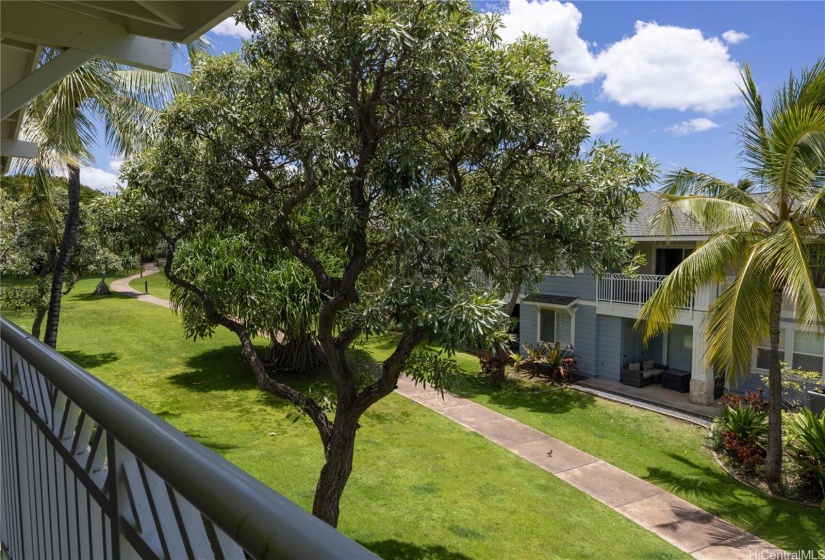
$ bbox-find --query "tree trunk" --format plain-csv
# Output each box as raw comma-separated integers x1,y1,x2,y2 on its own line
312,411,359,527
43,164,81,348
92,278,111,296
31,306,47,339
494,280,522,382
765,287,784,486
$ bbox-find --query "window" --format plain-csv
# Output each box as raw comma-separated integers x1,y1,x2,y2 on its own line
756,330,784,370
793,331,824,375
654,248,693,276
539,309,573,347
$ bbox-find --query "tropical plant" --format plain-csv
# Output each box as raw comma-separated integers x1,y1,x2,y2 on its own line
716,403,769,473
514,341,578,383
785,408,825,507
759,364,823,411
16,43,206,348
637,59,825,485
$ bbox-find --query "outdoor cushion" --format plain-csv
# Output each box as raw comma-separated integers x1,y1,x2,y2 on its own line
628,362,641,371
643,360,655,370
643,368,663,378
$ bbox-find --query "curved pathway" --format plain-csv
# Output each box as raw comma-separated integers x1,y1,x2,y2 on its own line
110,262,173,309
111,268,788,559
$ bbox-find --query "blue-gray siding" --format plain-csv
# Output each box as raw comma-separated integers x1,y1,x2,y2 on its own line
519,272,625,380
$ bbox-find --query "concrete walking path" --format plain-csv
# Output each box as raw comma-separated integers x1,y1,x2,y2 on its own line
395,376,787,560
109,263,172,309
110,267,788,559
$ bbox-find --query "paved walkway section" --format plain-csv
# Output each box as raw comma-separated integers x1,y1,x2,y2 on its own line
395,376,787,560
110,263,172,309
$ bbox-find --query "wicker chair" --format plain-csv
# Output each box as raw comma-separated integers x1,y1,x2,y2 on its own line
621,362,667,388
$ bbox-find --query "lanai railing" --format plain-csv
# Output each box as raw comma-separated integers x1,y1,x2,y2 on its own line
597,273,733,312
0,317,377,560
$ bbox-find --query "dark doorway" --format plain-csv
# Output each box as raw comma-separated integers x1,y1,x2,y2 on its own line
655,248,691,275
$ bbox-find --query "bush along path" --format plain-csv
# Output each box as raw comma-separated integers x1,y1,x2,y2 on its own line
110,269,787,559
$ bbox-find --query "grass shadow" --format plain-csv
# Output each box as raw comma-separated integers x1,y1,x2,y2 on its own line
182,430,241,453
359,539,474,560
70,292,133,302
61,350,120,369
455,375,596,415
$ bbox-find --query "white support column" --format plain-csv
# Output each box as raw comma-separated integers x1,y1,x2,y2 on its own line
689,322,716,405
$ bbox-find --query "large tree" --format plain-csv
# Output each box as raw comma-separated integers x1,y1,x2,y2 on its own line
637,60,825,486
124,0,653,527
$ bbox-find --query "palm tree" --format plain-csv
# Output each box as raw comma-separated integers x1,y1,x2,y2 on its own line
636,59,825,486
18,44,206,348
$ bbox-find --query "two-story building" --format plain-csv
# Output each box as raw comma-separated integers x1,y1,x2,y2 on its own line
519,192,825,406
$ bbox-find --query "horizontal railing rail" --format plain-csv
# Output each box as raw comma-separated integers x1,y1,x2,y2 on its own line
0,316,378,560
597,273,743,312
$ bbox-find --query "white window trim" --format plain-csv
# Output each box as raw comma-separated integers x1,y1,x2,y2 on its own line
531,303,577,347
753,327,825,377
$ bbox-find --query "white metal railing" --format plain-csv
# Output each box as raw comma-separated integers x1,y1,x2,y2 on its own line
597,274,742,312
597,274,669,306
0,317,377,560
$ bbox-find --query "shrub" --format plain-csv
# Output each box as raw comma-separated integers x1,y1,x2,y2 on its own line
759,364,822,411
715,394,768,473
514,342,577,384
479,351,508,388
785,408,825,507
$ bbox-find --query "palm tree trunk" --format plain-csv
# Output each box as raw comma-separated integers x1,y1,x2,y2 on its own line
765,287,784,485
43,164,81,349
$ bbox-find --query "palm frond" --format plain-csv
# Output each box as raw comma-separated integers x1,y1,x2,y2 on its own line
738,64,768,180
652,193,761,236
757,220,825,329
703,244,773,383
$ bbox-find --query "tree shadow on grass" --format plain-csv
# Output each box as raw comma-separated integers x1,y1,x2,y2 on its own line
454,375,596,416
359,539,474,560
642,452,825,551
70,292,132,302
61,350,120,369
168,345,333,409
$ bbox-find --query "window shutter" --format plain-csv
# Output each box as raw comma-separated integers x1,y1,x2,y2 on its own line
557,312,572,347
540,310,555,343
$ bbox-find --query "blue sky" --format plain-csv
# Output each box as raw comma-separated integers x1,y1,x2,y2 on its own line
83,0,824,191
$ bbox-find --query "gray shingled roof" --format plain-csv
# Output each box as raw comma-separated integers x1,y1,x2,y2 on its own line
627,192,786,238
624,192,708,238
523,294,579,306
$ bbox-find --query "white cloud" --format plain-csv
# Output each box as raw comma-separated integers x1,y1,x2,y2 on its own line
497,0,599,84
79,166,121,193
596,22,741,113
722,30,749,45
665,118,720,136
108,158,123,173
496,2,742,113
210,17,252,40
586,111,616,136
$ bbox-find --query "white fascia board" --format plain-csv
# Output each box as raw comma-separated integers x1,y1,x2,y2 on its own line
1,2,172,71
527,300,578,311
0,139,39,159
1,49,95,121
629,235,708,242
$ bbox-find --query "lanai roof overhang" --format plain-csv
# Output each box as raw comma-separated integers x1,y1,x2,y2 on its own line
1,0,247,173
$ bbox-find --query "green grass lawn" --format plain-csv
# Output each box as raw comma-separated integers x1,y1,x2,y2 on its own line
360,336,824,552
1,277,690,560
128,267,172,300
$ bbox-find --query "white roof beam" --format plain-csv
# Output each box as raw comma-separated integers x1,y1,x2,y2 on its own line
1,48,94,121
1,2,173,71
135,1,187,30
1,139,39,159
